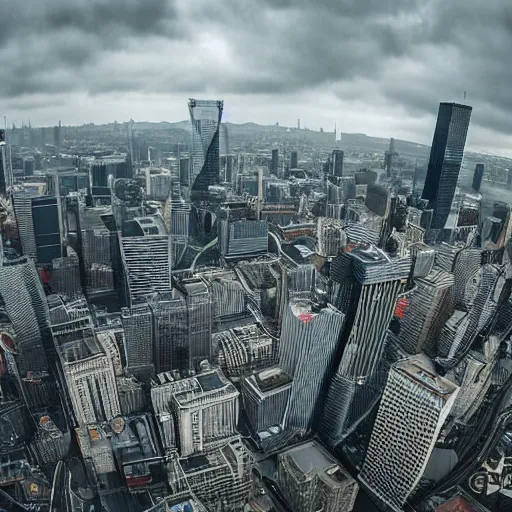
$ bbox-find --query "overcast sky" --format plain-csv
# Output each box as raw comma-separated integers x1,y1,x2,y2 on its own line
2,0,511,155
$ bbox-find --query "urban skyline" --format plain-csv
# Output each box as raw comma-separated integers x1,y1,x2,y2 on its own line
2,0,512,156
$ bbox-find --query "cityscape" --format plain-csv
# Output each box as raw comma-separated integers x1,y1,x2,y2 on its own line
2,1,512,512
0,95,512,512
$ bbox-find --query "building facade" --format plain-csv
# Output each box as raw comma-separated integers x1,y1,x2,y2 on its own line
421,103,472,231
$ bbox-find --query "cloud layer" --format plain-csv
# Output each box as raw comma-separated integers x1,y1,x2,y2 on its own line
1,0,511,153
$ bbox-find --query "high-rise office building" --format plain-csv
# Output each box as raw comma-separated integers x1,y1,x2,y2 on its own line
277,440,359,512
219,219,269,259
332,149,344,177
280,299,344,433
151,368,239,457
392,268,454,357
242,367,292,432
168,438,252,511
120,216,172,307
360,355,459,512
271,148,279,175
0,129,7,194
182,278,212,368
13,194,63,264
290,151,298,169
150,292,189,374
188,99,223,196
0,257,52,377
421,103,472,231
321,244,410,446
121,304,155,379
472,163,485,192
384,138,397,178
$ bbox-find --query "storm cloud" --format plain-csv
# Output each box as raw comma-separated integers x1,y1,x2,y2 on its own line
1,0,511,153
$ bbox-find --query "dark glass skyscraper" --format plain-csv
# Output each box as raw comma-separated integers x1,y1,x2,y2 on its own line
422,102,472,230
188,98,223,197
290,151,298,169
271,148,278,174
472,163,484,192
332,149,344,177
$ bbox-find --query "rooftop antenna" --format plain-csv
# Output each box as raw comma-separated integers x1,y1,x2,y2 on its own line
464,91,467,104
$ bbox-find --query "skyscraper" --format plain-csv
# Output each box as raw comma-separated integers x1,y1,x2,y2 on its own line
321,244,410,446
332,149,344,177
277,440,359,512
422,102,472,231
188,98,223,196
290,151,298,169
271,148,279,174
0,129,6,194
13,194,63,264
360,355,459,512
472,163,485,192
151,368,239,457
279,299,345,433
384,138,397,178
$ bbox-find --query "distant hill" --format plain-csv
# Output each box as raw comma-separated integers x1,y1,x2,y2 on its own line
122,120,511,164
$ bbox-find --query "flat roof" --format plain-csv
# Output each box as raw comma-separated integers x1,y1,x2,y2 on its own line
284,441,335,473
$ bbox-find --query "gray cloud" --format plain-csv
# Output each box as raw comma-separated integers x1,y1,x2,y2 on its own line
1,0,511,148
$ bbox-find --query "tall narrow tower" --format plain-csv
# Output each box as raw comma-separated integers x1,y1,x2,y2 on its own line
422,103,472,230
188,98,223,199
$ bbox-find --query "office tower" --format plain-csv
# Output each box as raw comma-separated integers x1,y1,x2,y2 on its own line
421,103,472,231
23,157,34,177
452,247,482,308
188,98,223,195
321,244,410,445
384,137,397,178
120,217,172,307
117,376,145,415
182,278,212,368
330,244,410,377
448,336,499,425
0,257,52,376
219,219,269,259
271,148,278,174
290,150,298,169
209,273,246,321
317,218,347,258
81,228,116,296
242,367,292,432
332,149,344,177
219,123,230,157
64,349,121,426
166,195,191,268
51,255,81,298
392,268,454,357
277,441,359,512
215,323,277,381
13,194,63,264
150,292,188,374
168,438,252,511
278,299,344,434
472,164,484,192
360,356,459,512
146,171,173,201
88,156,132,185
121,304,154,379
151,368,239,457
0,129,7,194
438,264,505,365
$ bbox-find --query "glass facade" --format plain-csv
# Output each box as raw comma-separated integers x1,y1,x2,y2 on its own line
422,103,472,230
188,99,223,196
